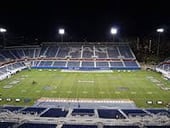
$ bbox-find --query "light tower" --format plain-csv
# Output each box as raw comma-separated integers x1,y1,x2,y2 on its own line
0,28,7,48
110,27,117,42
156,28,164,56
58,28,65,42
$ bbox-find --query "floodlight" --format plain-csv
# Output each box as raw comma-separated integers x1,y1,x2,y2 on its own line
0,28,7,33
156,28,164,33
58,28,65,35
110,27,117,35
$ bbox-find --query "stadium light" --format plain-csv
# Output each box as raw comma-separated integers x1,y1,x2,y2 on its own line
58,28,65,35
110,27,118,42
156,28,164,33
0,28,7,33
156,28,164,56
110,27,117,35
58,28,65,42
0,28,7,48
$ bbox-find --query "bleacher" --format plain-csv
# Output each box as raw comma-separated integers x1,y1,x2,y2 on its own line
121,109,149,117
0,122,17,128
110,61,123,67
95,46,107,58
124,61,138,67
40,108,68,117
156,58,170,79
0,62,26,80
71,108,95,116
96,62,109,67
107,46,119,58
69,46,81,58
53,61,66,67
104,126,140,128
82,61,94,67
20,107,46,115
97,109,125,119
83,45,94,58
62,124,98,128
67,61,80,68
146,109,170,116
2,106,23,112
18,123,57,128
0,106,169,127
118,45,134,58
0,43,140,81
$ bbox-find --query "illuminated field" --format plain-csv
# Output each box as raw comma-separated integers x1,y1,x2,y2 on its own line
0,69,169,108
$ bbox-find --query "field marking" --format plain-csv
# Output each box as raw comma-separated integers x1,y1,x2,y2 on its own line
52,91,56,93
21,90,26,93
148,76,170,91
3,85,13,89
67,91,72,93
83,91,88,94
115,91,120,94
78,80,94,83
99,91,105,94
36,90,40,93
131,92,136,94
147,92,153,94
38,97,134,103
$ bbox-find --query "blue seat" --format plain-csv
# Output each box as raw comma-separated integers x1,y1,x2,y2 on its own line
98,109,125,119
18,123,57,128
72,109,94,116
41,108,68,117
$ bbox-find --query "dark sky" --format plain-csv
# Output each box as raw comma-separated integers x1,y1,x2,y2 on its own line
0,0,170,41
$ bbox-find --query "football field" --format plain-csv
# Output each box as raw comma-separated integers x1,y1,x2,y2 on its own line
0,69,170,108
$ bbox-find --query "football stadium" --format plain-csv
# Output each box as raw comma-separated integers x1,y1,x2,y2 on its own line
0,42,170,127
0,1,170,128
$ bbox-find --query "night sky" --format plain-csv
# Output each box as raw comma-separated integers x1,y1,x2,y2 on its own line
0,0,170,42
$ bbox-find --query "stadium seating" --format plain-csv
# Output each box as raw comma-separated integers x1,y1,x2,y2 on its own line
107,46,119,58
69,46,81,58
82,61,94,67
118,45,134,58
67,61,80,67
0,122,17,128
21,107,46,114
83,45,94,58
71,108,95,116
110,61,123,67
62,124,97,128
18,123,57,128
46,46,58,57
124,61,138,67
39,61,53,67
97,109,125,119
96,62,109,67
0,107,169,127
40,108,68,117
0,43,140,71
104,126,140,128
53,61,66,67
146,109,170,116
2,106,23,112
144,126,170,128
95,46,107,58
57,47,70,58
121,109,149,117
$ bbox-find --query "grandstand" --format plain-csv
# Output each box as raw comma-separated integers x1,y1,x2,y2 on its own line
156,58,170,80
0,42,140,80
0,106,170,127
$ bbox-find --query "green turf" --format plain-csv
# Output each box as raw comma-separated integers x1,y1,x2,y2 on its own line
0,69,169,108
